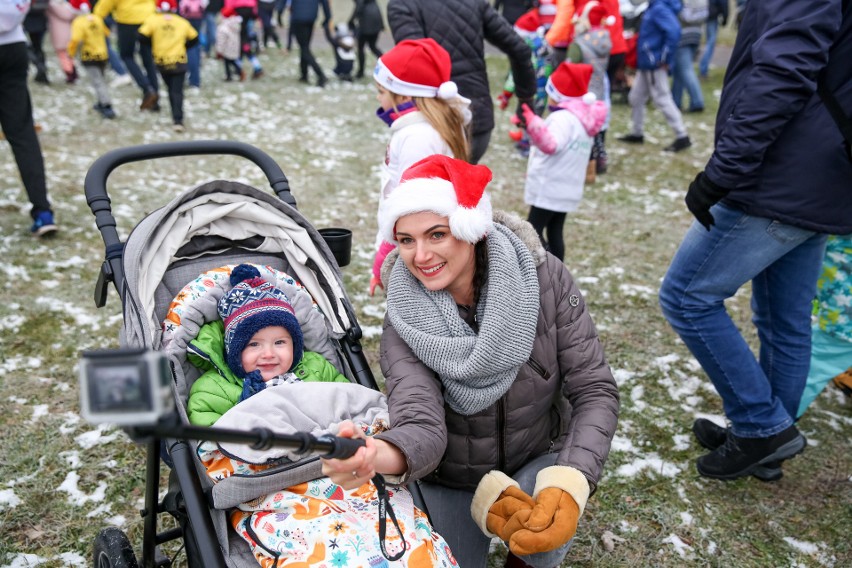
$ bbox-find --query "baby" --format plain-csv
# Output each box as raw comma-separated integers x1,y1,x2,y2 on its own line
187,264,348,426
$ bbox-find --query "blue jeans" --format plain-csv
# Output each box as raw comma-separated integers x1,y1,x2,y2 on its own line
202,11,217,55
187,17,202,87
699,19,718,77
659,203,827,438
419,453,572,568
671,43,704,111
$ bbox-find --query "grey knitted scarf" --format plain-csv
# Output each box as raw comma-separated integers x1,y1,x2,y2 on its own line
386,223,540,415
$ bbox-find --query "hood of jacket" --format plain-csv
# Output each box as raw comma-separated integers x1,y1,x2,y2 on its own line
188,320,241,387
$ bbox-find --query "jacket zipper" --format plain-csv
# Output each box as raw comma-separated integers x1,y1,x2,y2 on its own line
497,398,506,472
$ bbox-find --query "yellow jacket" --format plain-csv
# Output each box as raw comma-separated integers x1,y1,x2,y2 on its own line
137,13,198,67
68,14,110,63
94,0,156,26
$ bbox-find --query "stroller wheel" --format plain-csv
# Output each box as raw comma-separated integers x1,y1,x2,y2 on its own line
93,528,139,568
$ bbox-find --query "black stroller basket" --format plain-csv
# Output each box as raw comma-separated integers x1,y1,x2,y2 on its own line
84,141,376,568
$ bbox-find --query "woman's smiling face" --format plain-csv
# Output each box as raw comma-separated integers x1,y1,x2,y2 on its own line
394,211,477,305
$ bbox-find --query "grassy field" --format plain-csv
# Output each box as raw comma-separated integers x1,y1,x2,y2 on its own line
1,8,850,567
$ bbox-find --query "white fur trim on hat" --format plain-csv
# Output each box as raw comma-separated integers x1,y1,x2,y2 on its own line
437,81,459,99
374,59,441,98
378,177,493,244
545,77,567,103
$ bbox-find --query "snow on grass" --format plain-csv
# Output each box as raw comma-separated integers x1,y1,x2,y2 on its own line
75,424,122,449
615,454,685,478
28,404,49,424
783,537,837,566
0,489,21,509
662,534,694,558
57,471,108,506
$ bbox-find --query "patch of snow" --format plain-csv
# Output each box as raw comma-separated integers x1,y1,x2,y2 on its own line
29,405,49,424
615,455,684,478
0,489,21,509
662,534,693,558
75,424,121,449
57,471,108,506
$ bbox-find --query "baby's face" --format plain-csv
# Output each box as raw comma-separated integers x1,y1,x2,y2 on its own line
241,326,294,381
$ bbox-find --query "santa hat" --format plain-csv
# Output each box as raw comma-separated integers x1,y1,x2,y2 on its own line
537,0,558,25
374,38,459,100
514,10,543,38
545,62,596,104
68,0,91,12
158,0,177,12
218,264,305,379
378,155,493,245
574,1,616,33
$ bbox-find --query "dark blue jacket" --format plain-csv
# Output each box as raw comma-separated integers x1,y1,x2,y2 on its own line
636,0,682,70
290,0,330,24
706,0,852,234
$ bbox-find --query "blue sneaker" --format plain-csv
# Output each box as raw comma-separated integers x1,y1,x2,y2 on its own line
31,210,58,236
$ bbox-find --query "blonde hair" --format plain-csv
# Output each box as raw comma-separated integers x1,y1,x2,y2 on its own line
414,96,470,162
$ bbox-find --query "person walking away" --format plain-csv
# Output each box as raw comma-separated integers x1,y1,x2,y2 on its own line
348,0,382,79
368,37,470,296
46,0,79,82
617,0,691,152
138,0,199,131
95,0,160,110
387,0,536,163
522,62,607,261
568,1,613,177
202,0,222,55
290,0,329,86
671,0,706,112
24,0,50,83
224,0,262,77
0,0,58,236
215,4,242,79
178,0,206,89
256,0,281,48
659,0,852,481
68,0,116,118
322,154,619,568
698,0,727,79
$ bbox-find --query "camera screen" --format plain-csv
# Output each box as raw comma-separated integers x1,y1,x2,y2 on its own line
86,361,153,414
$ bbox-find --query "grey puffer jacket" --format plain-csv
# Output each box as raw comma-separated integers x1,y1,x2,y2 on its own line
387,0,536,136
375,212,619,494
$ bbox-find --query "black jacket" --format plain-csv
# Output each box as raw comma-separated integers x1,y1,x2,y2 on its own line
387,0,536,135
707,0,852,234
350,0,384,36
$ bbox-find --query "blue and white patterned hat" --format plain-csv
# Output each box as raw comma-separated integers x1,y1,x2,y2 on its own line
218,264,304,378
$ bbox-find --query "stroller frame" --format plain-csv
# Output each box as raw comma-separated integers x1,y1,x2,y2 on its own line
84,141,380,568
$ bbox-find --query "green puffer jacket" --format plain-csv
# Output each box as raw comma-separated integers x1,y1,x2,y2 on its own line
186,320,349,426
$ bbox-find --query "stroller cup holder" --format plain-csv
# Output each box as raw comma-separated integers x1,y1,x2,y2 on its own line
318,227,353,267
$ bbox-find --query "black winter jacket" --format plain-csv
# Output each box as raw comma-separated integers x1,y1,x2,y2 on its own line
706,0,852,234
387,0,536,135
350,0,384,36
290,0,330,24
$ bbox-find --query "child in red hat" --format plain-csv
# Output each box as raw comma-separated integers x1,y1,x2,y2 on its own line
521,61,607,262
368,38,472,296
137,0,199,132
68,0,116,119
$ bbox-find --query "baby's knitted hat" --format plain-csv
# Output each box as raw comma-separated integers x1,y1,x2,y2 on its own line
374,38,459,99
218,264,304,378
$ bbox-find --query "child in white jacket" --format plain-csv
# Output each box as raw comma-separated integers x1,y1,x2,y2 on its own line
522,61,607,262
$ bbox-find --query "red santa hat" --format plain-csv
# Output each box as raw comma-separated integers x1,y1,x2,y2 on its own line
69,0,91,12
538,0,558,25
575,1,617,32
545,62,596,104
158,0,177,13
514,10,543,38
378,155,494,245
374,38,459,100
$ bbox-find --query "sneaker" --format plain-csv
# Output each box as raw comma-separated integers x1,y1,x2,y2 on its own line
317,75,328,88
172,122,186,133
109,74,133,88
140,90,159,111
30,210,58,237
102,105,116,119
696,424,806,481
617,133,645,144
664,136,692,152
692,419,783,481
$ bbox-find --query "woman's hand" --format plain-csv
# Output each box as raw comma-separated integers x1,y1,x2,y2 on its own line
322,420,378,490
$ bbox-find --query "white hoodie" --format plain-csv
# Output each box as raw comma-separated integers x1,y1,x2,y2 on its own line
0,0,29,46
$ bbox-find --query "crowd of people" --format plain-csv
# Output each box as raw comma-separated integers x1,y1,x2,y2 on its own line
1,0,851,566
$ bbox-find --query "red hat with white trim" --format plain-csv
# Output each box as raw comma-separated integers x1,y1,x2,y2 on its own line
69,0,91,11
374,38,459,100
378,155,494,245
514,10,543,38
545,62,595,103
158,0,177,12
538,0,558,25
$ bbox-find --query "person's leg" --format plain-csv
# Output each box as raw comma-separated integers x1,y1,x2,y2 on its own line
0,42,51,216
292,21,311,80
27,30,50,83
163,72,185,124
137,25,159,92
544,212,567,262
469,129,492,164
417,482,491,568
649,68,687,139
366,32,382,58
681,43,704,110
356,35,367,78
116,23,151,93
751,232,827,420
699,19,718,78
302,22,325,82
203,12,217,56
627,70,650,136
671,46,686,109
85,64,110,106
659,203,822,437
187,18,202,87
527,206,554,253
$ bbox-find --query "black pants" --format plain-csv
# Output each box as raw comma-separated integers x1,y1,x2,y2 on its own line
291,20,325,81
356,32,382,76
26,30,48,79
527,206,567,261
258,4,280,47
469,130,492,164
116,23,158,94
160,70,186,124
0,42,50,217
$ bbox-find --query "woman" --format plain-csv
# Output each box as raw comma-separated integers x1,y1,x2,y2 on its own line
323,154,619,568
348,0,383,78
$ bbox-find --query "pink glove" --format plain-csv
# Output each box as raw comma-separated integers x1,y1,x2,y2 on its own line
522,104,557,155
370,241,395,296
497,90,513,111
369,275,384,296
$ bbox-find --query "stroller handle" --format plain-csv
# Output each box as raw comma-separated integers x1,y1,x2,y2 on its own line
85,140,295,250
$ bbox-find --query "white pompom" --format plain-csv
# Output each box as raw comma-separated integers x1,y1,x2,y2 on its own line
605,15,617,26
582,92,597,105
437,81,459,100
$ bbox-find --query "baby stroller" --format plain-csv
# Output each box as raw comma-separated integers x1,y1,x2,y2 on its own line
84,141,392,567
